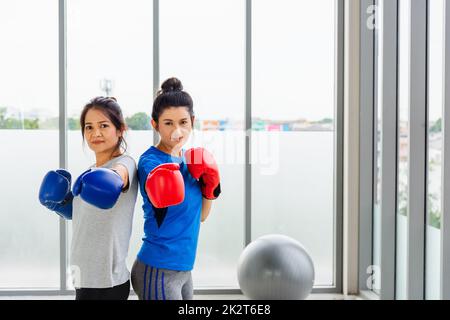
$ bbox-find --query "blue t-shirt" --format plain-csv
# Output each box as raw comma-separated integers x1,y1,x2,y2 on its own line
137,146,203,271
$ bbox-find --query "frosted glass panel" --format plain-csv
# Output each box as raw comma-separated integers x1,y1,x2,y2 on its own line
252,0,336,286
67,0,154,118
0,0,59,289
160,0,245,288
396,0,410,300
372,0,384,296
426,0,444,300
66,0,154,289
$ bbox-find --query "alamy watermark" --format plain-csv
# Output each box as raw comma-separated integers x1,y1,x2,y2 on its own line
167,129,281,176
366,264,381,291
366,4,379,30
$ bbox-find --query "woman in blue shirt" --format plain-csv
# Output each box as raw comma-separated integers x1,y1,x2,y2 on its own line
131,77,221,300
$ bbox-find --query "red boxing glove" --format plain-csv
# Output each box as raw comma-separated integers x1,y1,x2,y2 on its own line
185,147,221,200
145,163,185,208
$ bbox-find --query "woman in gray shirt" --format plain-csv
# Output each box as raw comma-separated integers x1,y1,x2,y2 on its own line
39,97,138,300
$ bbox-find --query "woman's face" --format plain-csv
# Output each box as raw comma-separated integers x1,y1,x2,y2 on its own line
84,108,122,155
152,107,193,150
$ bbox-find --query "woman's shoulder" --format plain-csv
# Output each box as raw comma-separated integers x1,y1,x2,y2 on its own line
107,154,137,174
114,154,137,165
138,146,160,164
138,148,169,174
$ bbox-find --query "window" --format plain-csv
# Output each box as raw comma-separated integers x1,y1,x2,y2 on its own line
66,0,153,289
160,0,245,288
395,0,411,300
372,0,384,296
252,0,337,287
0,0,343,294
0,0,59,289
425,0,444,300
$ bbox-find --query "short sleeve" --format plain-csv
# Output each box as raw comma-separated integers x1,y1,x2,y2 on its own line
137,155,161,186
115,155,137,187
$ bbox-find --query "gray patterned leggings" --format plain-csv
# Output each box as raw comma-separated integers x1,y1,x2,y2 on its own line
131,258,193,300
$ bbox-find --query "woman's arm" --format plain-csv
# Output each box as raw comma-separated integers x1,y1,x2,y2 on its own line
201,198,213,222
112,163,129,191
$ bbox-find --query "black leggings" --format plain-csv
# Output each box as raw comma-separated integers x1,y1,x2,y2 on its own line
75,280,130,300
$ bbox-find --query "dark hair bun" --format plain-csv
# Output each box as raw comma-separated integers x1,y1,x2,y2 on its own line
161,77,183,93
91,96,118,105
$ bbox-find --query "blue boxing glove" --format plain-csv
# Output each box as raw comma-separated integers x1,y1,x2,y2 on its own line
72,168,124,210
39,169,74,220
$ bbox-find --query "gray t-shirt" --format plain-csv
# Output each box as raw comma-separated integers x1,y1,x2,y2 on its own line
70,154,138,289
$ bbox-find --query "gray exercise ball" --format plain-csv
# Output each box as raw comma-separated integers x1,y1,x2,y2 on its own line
237,234,315,300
